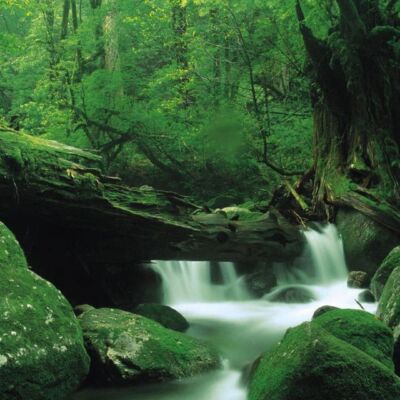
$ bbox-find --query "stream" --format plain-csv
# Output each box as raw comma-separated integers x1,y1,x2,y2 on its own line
71,225,376,400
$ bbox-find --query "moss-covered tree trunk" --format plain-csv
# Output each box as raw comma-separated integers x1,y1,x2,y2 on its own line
296,0,400,220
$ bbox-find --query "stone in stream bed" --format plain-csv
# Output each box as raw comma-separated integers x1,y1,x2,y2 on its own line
312,305,339,320
0,221,90,400
264,285,316,304
134,303,189,332
79,308,220,385
244,270,277,298
248,310,400,400
358,290,375,303
347,270,370,289
74,304,95,316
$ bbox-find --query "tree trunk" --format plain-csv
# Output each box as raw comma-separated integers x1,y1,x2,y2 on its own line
296,0,400,218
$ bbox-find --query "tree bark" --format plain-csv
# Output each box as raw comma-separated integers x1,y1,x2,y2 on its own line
296,0,400,219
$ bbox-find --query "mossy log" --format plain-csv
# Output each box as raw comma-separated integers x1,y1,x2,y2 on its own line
0,130,302,307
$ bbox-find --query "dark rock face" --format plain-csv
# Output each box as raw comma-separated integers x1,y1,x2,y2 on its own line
312,305,339,320
134,304,189,332
0,222,90,400
79,308,220,386
248,310,400,400
264,285,316,304
371,246,400,300
347,271,370,289
337,209,399,275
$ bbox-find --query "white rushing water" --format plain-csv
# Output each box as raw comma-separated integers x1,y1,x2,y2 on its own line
71,224,376,400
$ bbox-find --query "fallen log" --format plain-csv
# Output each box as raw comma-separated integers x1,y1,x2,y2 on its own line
0,130,303,308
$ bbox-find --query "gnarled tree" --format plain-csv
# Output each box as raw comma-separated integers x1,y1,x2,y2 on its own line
296,0,400,228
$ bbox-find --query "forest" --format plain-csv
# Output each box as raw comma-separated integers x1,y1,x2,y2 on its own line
0,1,399,400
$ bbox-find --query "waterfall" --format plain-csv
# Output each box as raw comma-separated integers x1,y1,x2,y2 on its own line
303,224,348,284
150,260,250,304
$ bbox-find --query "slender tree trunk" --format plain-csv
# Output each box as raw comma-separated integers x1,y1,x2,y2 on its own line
171,0,191,108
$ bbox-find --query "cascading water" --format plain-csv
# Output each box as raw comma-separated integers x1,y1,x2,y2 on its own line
71,225,376,400
151,260,250,304
304,224,348,283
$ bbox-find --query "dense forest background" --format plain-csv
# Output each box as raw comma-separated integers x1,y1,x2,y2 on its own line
0,0,333,206
1,0,399,213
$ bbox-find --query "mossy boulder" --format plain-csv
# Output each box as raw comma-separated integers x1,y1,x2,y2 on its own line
337,209,399,275
377,266,400,329
347,270,370,289
248,322,400,400
79,308,220,385
0,223,90,400
313,309,394,370
0,222,28,270
134,303,189,332
371,246,400,300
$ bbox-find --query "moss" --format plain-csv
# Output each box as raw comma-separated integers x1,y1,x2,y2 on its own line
378,265,400,328
0,267,90,400
313,309,394,370
371,246,400,300
0,222,28,270
79,308,220,385
248,323,400,400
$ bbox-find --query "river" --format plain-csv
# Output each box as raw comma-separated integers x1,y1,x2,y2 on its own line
70,225,375,400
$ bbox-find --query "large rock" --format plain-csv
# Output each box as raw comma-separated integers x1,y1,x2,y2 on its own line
134,303,189,332
313,309,394,370
79,308,220,385
248,322,400,400
336,209,399,275
371,246,400,300
0,222,90,400
377,266,400,328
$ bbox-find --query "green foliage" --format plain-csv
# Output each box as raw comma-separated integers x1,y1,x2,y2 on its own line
0,0,320,201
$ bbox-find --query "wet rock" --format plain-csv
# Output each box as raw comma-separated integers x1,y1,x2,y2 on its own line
358,290,375,303
312,305,339,320
371,246,400,300
336,209,399,275
264,285,316,304
0,222,90,400
134,303,189,332
347,271,370,289
248,312,400,400
74,304,95,316
244,271,277,298
79,308,220,385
